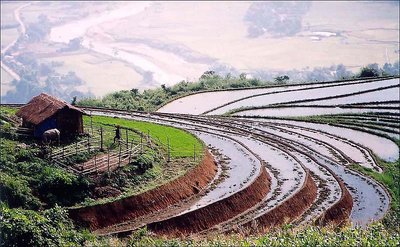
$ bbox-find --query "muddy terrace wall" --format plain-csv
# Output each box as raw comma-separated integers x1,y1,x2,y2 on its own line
148,166,271,236
69,151,217,231
317,178,353,226
243,170,317,234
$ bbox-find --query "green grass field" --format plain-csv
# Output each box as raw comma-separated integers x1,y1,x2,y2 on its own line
0,106,17,115
85,115,204,158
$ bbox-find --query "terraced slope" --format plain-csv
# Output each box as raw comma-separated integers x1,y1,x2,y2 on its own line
211,77,399,115
157,77,398,115
35,77,396,236
157,77,392,115
75,106,391,236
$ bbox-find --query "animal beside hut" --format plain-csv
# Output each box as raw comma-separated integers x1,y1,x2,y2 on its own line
43,128,60,145
16,93,85,141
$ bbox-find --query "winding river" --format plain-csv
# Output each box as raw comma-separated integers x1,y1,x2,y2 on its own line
49,1,184,85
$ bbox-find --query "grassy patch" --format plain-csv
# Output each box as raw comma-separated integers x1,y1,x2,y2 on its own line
0,106,17,116
90,223,400,246
86,115,204,158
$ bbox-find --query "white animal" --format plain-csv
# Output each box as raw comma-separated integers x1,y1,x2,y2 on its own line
43,129,60,145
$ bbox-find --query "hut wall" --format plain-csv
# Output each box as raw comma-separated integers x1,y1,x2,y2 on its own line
34,117,57,138
56,109,83,137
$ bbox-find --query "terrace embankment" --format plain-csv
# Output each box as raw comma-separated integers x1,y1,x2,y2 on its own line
317,178,353,226
69,151,217,231
242,170,317,234
148,165,271,236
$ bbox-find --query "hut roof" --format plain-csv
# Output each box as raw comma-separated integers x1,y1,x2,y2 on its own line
16,93,84,125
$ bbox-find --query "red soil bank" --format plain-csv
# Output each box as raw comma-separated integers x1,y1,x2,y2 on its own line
317,179,353,226
69,151,217,231
243,170,317,234
148,166,271,236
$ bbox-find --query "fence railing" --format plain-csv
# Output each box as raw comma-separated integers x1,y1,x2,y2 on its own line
46,123,204,176
47,125,150,175
80,143,141,175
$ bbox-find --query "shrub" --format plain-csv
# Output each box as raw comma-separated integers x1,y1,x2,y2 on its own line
0,205,93,247
0,173,41,210
37,167,91,207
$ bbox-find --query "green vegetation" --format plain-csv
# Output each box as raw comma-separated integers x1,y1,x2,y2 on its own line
0,106,17,115
78,72,271,112
87,115,204,158
77,64,399,113
87,224,399,246
0,138,91,208
1,105,203,211
72,114,204,207
0,205,94,247
1,107,203,210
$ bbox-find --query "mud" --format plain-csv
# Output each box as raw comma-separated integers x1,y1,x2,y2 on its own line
317,178,353,226
147,166,271,236
69,151,217,230
242,171,317,234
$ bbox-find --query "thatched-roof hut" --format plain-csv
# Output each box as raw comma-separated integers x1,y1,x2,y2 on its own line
16,93,85,139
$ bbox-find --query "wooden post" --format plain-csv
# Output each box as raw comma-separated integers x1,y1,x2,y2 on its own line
125,129,128,148
194,144,196,162
94,153,97,173
147,130,150,143
62,146,65,159
100,127,104,151
87,135,90,153
75,141,78,156
167,137,170,162
118,143,122,167
140,134,143,154
107,148,110,177
129,141,133,164
90,111,93,135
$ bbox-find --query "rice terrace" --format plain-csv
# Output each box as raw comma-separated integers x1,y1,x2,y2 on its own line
1,1,400,247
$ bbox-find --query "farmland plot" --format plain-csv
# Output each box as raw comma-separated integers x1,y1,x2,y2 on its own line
298,86,400,106
157,78,383,114
82,111,335,233
255,119,399,162
234,106,398,118
205,116,387,225
206,78,399,115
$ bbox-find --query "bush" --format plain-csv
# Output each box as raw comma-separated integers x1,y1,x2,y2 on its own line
0,173,41,210
37,167,91,207
1,138,92,208
134,154,154,172
0,205,93,247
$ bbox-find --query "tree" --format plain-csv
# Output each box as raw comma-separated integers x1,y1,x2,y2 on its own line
200,71,215,80
359,65,380,78
239,73,247,80
130,88,139,96
274,75,290,83
71,96,77,105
